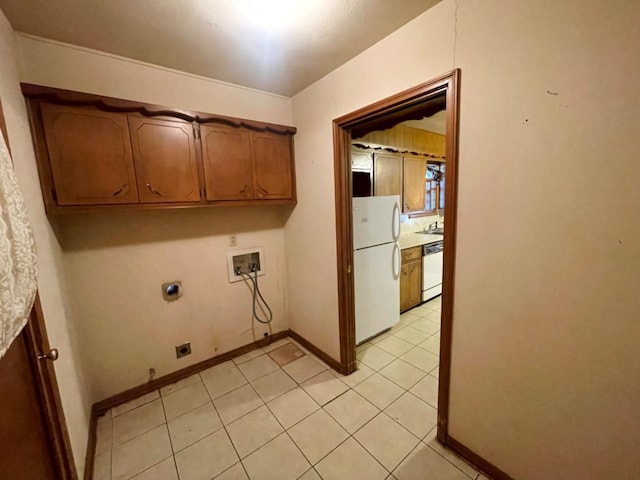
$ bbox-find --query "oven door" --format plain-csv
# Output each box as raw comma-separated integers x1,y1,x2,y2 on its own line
422,251,443,301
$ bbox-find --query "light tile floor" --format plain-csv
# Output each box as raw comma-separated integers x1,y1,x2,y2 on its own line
93,297,484,480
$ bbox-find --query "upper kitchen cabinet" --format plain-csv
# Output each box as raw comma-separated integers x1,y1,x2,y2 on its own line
129,117,201,203
402,155,427,213
22,84,296,213
373,152,401,197
40,103,139,206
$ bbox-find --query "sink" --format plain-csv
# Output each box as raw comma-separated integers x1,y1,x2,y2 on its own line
416,228,444,235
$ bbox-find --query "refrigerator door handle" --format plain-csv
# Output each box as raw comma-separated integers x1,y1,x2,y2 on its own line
392,201,401,242
392,243,401,280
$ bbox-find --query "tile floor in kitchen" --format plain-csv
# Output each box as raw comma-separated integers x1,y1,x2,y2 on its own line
93,296,488,480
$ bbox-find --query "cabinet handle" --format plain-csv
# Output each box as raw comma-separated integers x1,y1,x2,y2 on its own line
146,183,162,196
239,184,248,194
404,202,410,210
113,183,127,196
257,184,269,196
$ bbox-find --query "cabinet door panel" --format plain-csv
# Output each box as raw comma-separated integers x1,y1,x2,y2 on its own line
402,156,427,213
129,117,200,203
252,132,293,199
374,153,401,197
400,265,410,312
41,104,138,205
201,125,253,201
408,261,422,307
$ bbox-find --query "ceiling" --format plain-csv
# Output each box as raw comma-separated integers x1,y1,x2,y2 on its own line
0,0,441,96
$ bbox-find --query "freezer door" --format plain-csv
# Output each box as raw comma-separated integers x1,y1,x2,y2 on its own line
352,195,401,250
354,242,400,344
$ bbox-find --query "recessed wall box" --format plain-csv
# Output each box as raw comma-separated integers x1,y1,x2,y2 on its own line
162,281,183,301
227,247,265,283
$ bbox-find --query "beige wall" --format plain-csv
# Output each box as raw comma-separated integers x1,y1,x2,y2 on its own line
0,12,90,476
17,35,294,401
288,0,640,478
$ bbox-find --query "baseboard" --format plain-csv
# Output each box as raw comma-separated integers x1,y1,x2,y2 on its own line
83,405,98,480
288,329,344,374
445,435,514,480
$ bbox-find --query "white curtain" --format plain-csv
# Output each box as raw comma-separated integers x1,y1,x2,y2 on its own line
0,130,37,359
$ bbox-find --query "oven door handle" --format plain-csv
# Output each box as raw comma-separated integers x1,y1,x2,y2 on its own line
392,243,401,280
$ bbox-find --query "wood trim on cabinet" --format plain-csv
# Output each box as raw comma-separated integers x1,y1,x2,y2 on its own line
332,70,462,449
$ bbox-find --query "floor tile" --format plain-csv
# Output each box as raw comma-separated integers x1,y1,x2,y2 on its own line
354,373,404,409
418,335,440,355
324,389,379,434
237,354,280,381
370,330,393,345
112,390,160,417
288,409,348,464
406,317,440,335
112,399,165,446
162,381,210,420
393,442,469,480
95,418,112,454
409,374,439,408
251,369,297,403
242,433,310,480
214,462,249,479
160,374,201,396
130,457,178,480
354,413,419,471
375,335,414,357
379,359,426,389
298,468,322,480
213,384,263,425
267,343,305,366
400,347,439,373
168,401,223,452
337,362,375,388
175,429,239,480
315,438,387,480
93,450,110,480
226,406,283,458
111,425,172,480
201,362,248,400
392,326,431,345
356,345,396,370
430,365,440,378
262,338,291,353
301,370,349,406
423,429,478,477
266,387,319,429
282,355,326,384
384,392,437,438
233,349,266,365
423,310,442,323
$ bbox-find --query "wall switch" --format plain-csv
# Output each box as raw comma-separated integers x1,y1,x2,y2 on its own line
175,342,191,359
230,235,237,247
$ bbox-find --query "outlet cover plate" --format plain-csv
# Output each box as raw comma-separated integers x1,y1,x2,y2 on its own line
227,247,265,283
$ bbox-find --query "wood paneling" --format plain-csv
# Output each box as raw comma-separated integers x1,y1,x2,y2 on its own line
402,155,427,212
356,124,446,158
373,152,401,196
129,117,200,203
41,104,138,205
252,132,293,199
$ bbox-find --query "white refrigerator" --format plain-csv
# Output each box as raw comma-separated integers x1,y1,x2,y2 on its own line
353,195,401,344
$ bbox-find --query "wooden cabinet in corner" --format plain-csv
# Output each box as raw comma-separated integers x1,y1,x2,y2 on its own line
23,84,296,213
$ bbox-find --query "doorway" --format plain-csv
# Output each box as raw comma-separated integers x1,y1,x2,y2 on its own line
332,70,460,443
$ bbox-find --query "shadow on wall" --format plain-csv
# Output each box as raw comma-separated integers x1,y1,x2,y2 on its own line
51,205,296,251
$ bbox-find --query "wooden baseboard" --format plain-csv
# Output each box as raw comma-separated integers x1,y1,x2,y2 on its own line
83,405,98,480
445,435,514,480
288,329,344,374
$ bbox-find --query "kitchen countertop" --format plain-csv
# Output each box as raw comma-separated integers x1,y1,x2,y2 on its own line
398,232,443,249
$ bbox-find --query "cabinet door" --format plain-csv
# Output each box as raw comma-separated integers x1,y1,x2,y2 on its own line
129,117,200,203
408,261,423,307
252,132,293,199
200,125,254,201
41,104,138,205
400,264,410,312
402,155,427,212
374,153,401,196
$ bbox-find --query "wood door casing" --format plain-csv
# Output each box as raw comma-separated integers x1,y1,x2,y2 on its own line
373,153,401,196
252,132,293,199
41,104,138,205
200,124,254,201
402,155,427,212
129,117,200,203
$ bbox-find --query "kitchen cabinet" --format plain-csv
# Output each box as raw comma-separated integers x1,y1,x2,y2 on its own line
373,152,401,197
400,246,422,312
129,117,201,203
40,103,139,206
402,155,427,213
251,132,294,199
351,149,373,197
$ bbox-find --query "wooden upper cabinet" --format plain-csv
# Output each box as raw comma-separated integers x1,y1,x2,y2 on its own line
251,132,293,200
373,153,401,197
200,124,253,201
402,155,427,213
41,104,138,205
128,117,200,203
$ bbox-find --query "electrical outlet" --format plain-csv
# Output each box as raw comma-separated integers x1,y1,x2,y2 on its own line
230,235,237,247
175,342,191,359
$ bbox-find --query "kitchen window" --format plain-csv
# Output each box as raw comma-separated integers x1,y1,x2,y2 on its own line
424,162,445,214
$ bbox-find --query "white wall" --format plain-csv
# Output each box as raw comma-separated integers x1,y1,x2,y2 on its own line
17,35,294,401
0,13,90,476
288,0,640,478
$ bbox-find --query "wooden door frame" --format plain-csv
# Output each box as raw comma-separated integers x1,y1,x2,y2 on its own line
1,98,77,478
332,69,460,443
